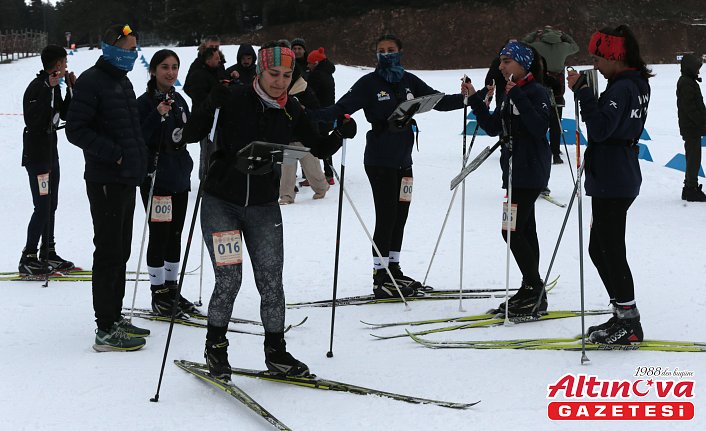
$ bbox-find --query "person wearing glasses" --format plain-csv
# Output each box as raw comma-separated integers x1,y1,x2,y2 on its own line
66,24,150,352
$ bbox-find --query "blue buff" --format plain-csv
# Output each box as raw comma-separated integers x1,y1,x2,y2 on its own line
375,52,405,83
500,41,534,72
101,42,138,72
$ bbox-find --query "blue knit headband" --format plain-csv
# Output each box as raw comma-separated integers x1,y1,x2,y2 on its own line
500,42,534,72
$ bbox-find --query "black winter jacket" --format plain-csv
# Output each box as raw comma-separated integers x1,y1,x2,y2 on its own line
137,90,193,194
184,58,224,108
22,71,71,166
677,54,706,138
225,44,257,86
470,76,552,190
66,57,147,186
307,59,336,107
577,70,650,198
182,84,342,206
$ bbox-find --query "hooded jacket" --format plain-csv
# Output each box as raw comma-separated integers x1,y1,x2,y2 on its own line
522,28,579,73
676,54,706,138
307,58,336,107
225,44,257,86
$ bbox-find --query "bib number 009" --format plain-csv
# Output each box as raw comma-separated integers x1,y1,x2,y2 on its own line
399,177,413,202
151,196,173,223
212,230,243,266
501,202,517,232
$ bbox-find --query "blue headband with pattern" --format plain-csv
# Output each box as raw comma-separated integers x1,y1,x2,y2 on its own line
500,41,534,72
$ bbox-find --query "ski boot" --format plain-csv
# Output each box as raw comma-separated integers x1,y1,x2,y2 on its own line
682,184,706,202
372,268,417,299
589,305,643,345
264,332,310,377
40,244,75,271
490,281,547,317
165,280,202,315
389,262,433,292
586,302,618,337
205,325,231,381
18,249,52,275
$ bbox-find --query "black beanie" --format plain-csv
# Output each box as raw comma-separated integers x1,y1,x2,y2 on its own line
291,38,306,50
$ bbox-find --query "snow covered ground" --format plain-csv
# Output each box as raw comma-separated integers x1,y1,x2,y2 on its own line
0,45,704,430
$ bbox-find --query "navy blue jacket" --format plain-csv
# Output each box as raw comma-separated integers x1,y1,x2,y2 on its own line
577,70,650,198
470,77,552,190
66,57,147,186
137,90,193,194
312,71,464,169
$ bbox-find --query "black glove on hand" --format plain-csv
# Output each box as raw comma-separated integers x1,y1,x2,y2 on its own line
208,84,231,109
333,117,357,139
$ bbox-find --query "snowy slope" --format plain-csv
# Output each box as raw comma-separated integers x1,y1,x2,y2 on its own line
0,45,704,431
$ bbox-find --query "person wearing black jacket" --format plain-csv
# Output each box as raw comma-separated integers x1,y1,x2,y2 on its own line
290,38,309,80
467,41,552,316
676,54,706,202
182,43,355,381
19,45,76,275
66,24,149,352
309,34,470,299
184,47,225,180
136,49,199,317
567,25,652,345
225,44,257,86
307,47,337,181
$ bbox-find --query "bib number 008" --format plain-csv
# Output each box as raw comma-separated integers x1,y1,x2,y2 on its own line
212,230,243,266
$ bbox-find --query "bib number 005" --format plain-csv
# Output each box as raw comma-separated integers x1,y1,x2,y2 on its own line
399,177,413,202
37,173,49,196
212,230,243,266
151,196,173,223
501,202,517,232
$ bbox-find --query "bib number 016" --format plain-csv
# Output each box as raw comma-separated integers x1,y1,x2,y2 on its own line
212,230,243,266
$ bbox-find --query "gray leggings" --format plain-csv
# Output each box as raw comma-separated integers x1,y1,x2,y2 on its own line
201,193,285,332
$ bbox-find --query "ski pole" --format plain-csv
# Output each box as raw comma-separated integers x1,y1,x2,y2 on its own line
574,96,589,365
327,137,347,359
128,115,166,321
151,107,219,402
548,87,576,184
195,238,204,307
42,85,57,288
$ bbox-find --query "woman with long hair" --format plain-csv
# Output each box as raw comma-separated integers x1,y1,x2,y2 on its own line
568,25,652,345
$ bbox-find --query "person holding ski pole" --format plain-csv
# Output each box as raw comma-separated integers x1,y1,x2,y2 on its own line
66,24,150,352
309,34,472,299
19,44,76,276
182,41,356,381
464,41,552,316
136,49,199,317
567,25,652,344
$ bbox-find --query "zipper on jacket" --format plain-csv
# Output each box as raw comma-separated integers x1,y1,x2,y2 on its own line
245,173,251,207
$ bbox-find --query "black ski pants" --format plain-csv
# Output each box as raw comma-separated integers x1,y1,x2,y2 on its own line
365,165,412,259
139,187,189,268
501,188,543,287
86,181,136,331
683,135,702,188
24,159,59,253
589,197,636,304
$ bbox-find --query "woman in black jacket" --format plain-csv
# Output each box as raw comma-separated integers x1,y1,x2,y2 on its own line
183,42,355,381
466,41,552,316
136,49,198,317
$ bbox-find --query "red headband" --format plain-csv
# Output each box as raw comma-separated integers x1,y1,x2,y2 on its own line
588,31,626,61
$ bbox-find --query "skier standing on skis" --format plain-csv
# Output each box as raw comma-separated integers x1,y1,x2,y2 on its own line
136,49,200,317
567,25,652,344
19,44,76,275
309,34,472,299
465,41,552,316
182,42,356,380
66,24,150,352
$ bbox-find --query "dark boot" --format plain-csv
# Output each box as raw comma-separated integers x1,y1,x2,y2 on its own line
682,184,706,202
205,325,231,381
587,301,618,336
151,284,178,317
18,249,52,275
493,281,548,316
164,280,201,315
264,332,310,377
589,305,643,345
372,268,416,299
388,262,432,292
39,243,75,271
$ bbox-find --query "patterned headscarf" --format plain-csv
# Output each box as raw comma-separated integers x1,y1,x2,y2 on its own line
499,41,534,72
588,31,626,61
256,46,295,75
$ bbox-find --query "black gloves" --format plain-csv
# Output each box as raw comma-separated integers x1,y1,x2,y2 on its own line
208,83,231,109
333,116,357,139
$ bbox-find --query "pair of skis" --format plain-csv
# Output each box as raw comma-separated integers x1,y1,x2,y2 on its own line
0,268,148,282
175,359,479,430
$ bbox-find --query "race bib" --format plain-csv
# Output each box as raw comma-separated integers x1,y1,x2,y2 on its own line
501,202,517,231
151,196,173,223
37,173,49,196
399,177,413,202
212,230,243,266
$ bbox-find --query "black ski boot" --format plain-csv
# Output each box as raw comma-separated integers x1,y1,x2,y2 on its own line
587,301,618,336
372,268,417,299
589,305,643,345
205,325,231,381
18,249,52,275
682,184,706,202
151,284,179,317
39,244,75,271
492,281,547,316
389,263,433,292
164,280,201,315
264,332,310,377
